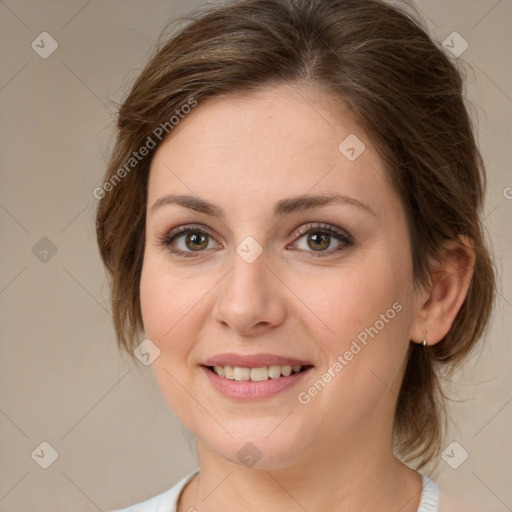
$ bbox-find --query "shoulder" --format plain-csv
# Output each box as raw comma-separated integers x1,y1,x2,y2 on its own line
419,474,466,512
107,469,199,512
437,486,464,512
417,474,440,512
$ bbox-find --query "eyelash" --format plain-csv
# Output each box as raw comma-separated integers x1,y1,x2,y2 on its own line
157,223,354,259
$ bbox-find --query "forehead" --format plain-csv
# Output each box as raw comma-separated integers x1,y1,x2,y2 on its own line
147,83,400,223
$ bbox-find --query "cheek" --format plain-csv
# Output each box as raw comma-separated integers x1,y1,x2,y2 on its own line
319,261,408,346
139,263,169,340
139,256,197,415
313,253,413,398
140,251,201,342
139,254,193,369
139,252,218,377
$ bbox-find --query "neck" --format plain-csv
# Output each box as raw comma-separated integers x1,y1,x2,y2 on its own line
179,426,423,512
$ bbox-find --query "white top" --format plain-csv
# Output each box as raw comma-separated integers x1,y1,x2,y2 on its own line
109,468,440,512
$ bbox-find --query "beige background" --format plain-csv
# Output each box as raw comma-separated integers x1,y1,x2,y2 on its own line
0,0,511,510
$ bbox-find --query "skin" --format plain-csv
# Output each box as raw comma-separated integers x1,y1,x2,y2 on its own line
140,82,474,512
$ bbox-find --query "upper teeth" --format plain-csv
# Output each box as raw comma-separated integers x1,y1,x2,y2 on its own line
213,365,303,381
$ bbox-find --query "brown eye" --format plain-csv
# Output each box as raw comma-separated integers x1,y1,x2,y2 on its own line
306,232,331,251
159,225,219,258
183,231,209,251
291,223,354,258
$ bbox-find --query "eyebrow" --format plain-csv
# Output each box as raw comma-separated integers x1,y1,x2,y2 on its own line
150,192,377,218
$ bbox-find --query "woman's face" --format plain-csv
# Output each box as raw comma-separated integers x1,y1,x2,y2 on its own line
140,83,421,468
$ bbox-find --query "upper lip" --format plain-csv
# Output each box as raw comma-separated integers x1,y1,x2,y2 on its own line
203,353,313,368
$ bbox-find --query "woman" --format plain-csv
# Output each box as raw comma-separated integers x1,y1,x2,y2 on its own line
96,0,496,510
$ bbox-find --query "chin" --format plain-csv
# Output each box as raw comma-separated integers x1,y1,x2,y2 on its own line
194,425,311,470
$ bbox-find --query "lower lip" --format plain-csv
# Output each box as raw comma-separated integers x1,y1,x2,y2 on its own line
201,365,314,400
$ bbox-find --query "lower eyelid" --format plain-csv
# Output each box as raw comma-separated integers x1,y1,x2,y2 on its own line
291,234,352,258
166,231,220,253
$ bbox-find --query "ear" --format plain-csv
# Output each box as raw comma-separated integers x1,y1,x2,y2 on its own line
409,235,475,346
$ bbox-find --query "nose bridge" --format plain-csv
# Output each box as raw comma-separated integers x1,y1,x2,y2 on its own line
224,242,270,310
226,231,268,290
213,238,285,334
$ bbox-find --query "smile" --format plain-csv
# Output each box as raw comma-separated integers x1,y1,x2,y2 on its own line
210,364,307,381
201,364,314,400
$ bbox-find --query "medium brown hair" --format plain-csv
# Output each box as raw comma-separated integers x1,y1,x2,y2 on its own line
96,0,497,470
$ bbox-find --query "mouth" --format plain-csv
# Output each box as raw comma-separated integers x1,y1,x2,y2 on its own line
200,363,314,400
203,364,313,381
200,352,315,399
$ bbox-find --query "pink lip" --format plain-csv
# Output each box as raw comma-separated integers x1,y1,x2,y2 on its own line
201,365,314,400
203,352,313,368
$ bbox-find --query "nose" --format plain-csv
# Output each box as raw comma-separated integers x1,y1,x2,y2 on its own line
212,248,287,337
